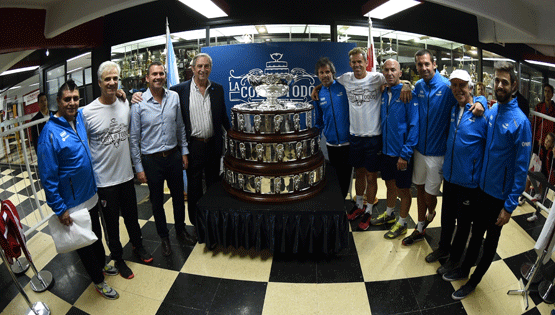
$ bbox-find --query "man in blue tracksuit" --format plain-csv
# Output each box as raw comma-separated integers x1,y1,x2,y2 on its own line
313,57,351,199
405,49,485,248
442,62,532,300
38,79,119,299
434,70,487,275
371,59,418,240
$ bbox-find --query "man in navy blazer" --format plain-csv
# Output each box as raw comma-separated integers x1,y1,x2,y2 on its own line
170,53,230,239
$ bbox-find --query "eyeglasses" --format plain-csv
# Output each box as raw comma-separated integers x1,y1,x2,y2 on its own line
62,96,82,103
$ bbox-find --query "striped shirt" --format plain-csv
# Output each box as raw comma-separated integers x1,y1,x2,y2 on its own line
189,78,214,138
129,88,188,173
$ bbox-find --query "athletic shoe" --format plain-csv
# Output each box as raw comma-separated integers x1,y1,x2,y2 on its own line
532,193,542,202
451,283,476,300
437,260,459,275
442,267,469,282
103,264,118,276
425,248,449,263
423,211,436,229
371,212,396,225
402,229,425,246
347,205,366,221
133,246,153,263
115,260,134,279
518,196,526,206
94,281,119,300
384,222,407,239
527,213,538,222
358,213,372,230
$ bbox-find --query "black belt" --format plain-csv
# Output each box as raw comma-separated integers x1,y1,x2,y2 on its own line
147,146,178,157
191,136,212,143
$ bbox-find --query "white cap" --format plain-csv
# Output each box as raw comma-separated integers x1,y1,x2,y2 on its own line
449,69,473,89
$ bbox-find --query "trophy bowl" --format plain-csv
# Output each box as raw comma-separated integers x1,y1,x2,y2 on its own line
247,73,295,102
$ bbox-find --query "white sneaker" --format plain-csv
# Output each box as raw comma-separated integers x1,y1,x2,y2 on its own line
94,281,119,299
518,196,526,206
527,213,538,222
532,194,542,202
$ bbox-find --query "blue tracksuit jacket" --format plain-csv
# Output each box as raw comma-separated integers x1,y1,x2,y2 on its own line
414,70,457,156
480,98,532,213
443,96,488,188
380,83,419,161
37,109,97,216
314,80,350,145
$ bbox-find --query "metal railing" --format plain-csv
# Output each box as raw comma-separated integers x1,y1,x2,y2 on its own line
0,116,52,237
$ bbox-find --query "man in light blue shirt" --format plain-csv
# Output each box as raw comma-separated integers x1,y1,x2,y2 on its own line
129,61,193,256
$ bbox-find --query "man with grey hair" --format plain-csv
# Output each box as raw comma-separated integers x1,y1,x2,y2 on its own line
169,53,230,243
83,61,153,279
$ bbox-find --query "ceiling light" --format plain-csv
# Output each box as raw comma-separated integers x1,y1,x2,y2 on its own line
255,25,267,34
0,66,39,76
29,83,39,87
68,67,83,74
365,0,420,19
178,0,227,18
8,86,21,90
67,52,90,63
525,60,555,68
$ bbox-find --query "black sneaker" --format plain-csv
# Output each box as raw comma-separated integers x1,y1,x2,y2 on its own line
451,283,476,300
115,260,134,279
437,260,459,275
133,246,153,263
402,229,425,246
425,248,449,263
442,267,469,282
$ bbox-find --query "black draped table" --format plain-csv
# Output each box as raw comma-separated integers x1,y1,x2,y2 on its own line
196,163,350,254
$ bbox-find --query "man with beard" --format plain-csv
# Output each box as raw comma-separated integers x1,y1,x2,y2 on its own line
442,62,532,300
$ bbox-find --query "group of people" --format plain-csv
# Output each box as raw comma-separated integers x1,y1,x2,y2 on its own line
36,53,229,300
312,47,532,300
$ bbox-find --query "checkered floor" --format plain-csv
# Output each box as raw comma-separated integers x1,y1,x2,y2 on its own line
1,166,555,315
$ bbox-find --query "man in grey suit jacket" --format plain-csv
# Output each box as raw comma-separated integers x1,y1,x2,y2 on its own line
169,53,230,240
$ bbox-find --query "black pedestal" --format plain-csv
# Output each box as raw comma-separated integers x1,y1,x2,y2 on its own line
196,162,349,254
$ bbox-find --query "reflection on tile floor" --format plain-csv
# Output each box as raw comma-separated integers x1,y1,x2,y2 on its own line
1,177,555,314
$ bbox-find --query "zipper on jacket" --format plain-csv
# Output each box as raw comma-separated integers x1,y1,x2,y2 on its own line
328,88,340,144
502,167,507,194
425,86,431,154
472,159,476,183
69,177,76,200
448,108,458,183
481,114,498,188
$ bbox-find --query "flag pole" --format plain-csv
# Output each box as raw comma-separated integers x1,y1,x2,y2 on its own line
367,15,377,73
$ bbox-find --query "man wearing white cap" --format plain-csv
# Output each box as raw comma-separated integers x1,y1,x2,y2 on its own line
442,62,532,299
433,69,487,276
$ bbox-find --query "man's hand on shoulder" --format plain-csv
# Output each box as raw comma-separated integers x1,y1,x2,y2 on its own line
131,92,143,104
469,101,485,117
400,81,413,103
311,84,322,101
116,89,127,101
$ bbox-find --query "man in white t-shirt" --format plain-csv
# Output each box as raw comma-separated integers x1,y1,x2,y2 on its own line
83,61,153,280
313,47,391,230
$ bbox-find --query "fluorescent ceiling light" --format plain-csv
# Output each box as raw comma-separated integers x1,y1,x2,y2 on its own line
8,86,21,90
67,52,90,63
365,0,420,19
29,83,39,87
178,0,227,18
526,60,555,68
483,58,515,63
0,66,39,76
68,67,83,74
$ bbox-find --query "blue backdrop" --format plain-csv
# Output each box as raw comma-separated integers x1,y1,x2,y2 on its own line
202,42,356,116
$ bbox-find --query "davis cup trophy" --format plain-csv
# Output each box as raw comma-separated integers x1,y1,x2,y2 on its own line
223,72,326,203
